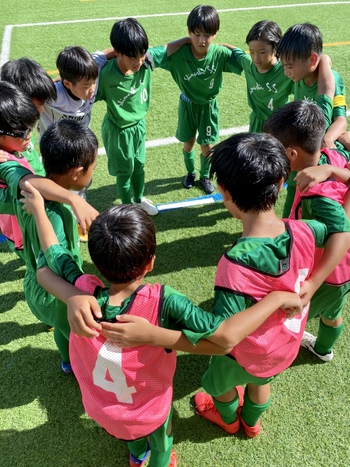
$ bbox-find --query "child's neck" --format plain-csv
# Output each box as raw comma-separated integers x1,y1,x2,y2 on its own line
108,278,144,307
303,69,318,87
191,44,209,60
240,210,286,238
298,151,321,170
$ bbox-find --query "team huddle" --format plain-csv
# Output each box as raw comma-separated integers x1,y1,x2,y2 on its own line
1,4,350,467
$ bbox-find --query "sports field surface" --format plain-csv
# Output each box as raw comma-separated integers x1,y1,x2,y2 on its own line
1,1,350,466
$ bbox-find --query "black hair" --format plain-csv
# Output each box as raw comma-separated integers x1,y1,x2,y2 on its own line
1,58,56,104
110,18,148,57
209,132,290,212
0,81,39,133
263,100,325,154
88,204,156,284
276,23,322,62
56,46,98,84
246,20,282,49
187,5,220,35
39,120,98,177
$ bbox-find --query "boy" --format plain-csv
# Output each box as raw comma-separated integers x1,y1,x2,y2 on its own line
264,100,350,362
277,23,350,216
0,119,99,373
149,5,242,194
96,133,348,438
1,57,57,176
22,184,302,467
222,20,333,133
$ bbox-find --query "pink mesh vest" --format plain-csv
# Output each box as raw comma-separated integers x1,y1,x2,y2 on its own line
70,280,177,441
290,148,350,285
215,220,314,378
0,152,33,249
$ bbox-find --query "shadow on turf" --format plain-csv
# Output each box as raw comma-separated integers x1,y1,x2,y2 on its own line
0,256,25,283
0,291,25,312
0,321,46,345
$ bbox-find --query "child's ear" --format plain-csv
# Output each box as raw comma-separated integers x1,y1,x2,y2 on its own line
62,79,72,89
285,147,298,163
310,52,319,67
145,255,155,273
70,166,85,181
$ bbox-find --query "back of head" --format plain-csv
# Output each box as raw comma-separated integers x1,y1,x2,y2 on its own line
1,58,56,104
187,5,220,35
277,23,322,62
0,81,39,135
56,46,98,84
263,100,325,153
210,132,290,212
110,18,148,56
246,20,282,49
88,204,156,284
39,120,98,177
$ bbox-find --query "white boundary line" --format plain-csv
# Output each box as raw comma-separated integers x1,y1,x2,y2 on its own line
2,2,350,65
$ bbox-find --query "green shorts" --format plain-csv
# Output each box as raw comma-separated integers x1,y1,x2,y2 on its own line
175,95,219,145
201,355,275,397
101,116,146,177
308,281,350,321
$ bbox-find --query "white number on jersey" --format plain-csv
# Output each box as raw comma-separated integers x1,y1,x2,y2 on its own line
209,78,215,89
92,341,136,403
284,268,309,334
267,98,274,111
140,88,148,105
206,126,212,137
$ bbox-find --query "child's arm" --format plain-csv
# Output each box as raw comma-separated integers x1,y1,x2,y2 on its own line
322,116,348,149
102,47,115,60
317,54,335,101
21,182,103,335
99,291,302,352
295,164,350,193
163,37,191,56
300,230,350,306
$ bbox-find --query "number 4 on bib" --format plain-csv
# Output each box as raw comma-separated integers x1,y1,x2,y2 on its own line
92,341,136,403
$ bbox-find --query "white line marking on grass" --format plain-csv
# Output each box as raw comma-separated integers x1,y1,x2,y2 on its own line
2,2,350,64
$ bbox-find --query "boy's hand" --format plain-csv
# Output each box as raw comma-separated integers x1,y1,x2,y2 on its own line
299,280,316,308
69,194,99,234
0,150,10,163
67,294,102,338
143,51,154,71
277,291,303,318
20,181,45,215
295,165,332,193
100,315,152,347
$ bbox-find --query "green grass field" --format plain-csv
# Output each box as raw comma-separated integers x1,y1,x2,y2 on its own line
1,1,350,466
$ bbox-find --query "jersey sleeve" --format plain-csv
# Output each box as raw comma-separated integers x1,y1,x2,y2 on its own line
38,243,83,284
161,285,224,345
332,70,347,119
305,196,350,234
0,186,16,214
316,94,333,129
92,50,108,70
300,219,329,247
148,45,168,68
223,48,246,75
0,161,32,199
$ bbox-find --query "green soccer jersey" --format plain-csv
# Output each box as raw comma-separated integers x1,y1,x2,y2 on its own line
22,136,45,176
0,161,82,329
213,219,328,319
152,44,242,105
43,243,224,344
96,58,158,129
228,49,294,132
294,69,346,129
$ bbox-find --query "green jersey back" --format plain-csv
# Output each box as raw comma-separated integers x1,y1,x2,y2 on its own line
156,43,242,105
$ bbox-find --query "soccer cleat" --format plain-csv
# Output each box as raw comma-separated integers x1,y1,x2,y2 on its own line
300,331,333,362
168,449,178,467
237,408,261,438
194,386,244,434
200,177,215,194
129,443,150,467
183,172,196,189
133,198,158,216
61,360,73,374
77,224,88,243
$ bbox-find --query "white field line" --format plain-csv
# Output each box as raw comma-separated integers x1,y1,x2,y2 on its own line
2,2,350,64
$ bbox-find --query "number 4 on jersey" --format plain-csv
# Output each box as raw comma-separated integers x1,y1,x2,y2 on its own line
92,341,136,404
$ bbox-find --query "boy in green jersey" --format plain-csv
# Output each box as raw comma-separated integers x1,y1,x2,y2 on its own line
21,183,302,467
1,57,56,176
264,99,350,362
277,22,350,216
149,5,242,194
0,119,99,373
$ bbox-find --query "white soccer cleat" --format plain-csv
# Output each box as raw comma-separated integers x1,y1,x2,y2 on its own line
133,197,158,216
301,331,333,362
